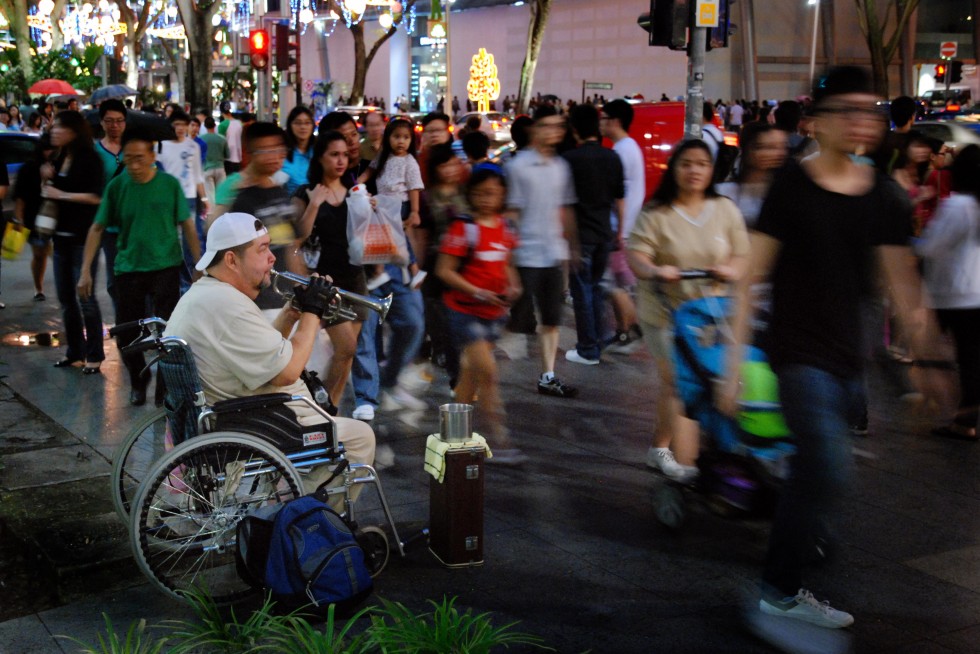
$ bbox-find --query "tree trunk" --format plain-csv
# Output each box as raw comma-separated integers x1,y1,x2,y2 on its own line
0,0,35,80
349,22,368,105
50,0,69,51
516,0,552,114
853,0,921,99
176,0,219,112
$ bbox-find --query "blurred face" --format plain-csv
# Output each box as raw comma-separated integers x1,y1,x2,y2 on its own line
50,121,76,148
189,121,201,138
320,138,349,180
389,125,413,155
749,130,789,173
534,116,566,148
290,113,314,145
337,121,360,169
67,99,78,111
172,120,189,139
814,93,886,155
123,140,156,183
365,112,385,143
248,135,287,176
907,140,932,165
101,110,126,140
435,157,464,185
422,119,450,148
599,113,618,139
674,146,714,195
469,177,506,215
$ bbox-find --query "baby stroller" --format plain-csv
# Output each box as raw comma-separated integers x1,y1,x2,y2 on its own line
653,273,796,528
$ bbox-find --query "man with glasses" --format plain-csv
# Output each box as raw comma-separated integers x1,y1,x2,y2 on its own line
213,122,304,313
94,99,128,318
77,127,200,406
418,112,453,186
503,104,579,398
719,66,943,631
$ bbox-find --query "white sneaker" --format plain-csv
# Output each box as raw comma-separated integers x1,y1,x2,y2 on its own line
759,589,854,629
565,349,600,365
646,447,698,482
374,444,395,469
352,404,375,421
380,386,427,412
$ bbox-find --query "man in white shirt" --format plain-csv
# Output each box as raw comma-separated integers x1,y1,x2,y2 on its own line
165,212,376,499
158,110,206,293
220,101,243,174
599,99,644,353
729,100,745,134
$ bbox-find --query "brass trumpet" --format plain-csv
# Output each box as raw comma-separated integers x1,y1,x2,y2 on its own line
270,270,393,324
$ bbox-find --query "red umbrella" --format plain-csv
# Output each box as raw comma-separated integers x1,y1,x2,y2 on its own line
27,79,78,95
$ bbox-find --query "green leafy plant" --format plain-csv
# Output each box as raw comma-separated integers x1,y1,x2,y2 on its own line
366,596,551,654
59,614,168,654
162,586,284,653
264,603,374,654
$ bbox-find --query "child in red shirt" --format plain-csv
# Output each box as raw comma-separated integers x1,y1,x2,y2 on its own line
436,169,524,464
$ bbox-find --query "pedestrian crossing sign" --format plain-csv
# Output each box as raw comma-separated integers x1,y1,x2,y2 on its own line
696,0,720,28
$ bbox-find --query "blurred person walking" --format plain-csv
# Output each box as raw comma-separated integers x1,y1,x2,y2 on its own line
916,144,980,441
43,111,106,374
717,122,789,227
13,134,55,301
561,103,624,365
719,66,945,629
200,117,229,206
282,106,316,196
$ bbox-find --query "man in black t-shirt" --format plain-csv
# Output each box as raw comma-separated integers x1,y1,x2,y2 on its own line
561,104,624,364
210,122,303,311
720,67,944,632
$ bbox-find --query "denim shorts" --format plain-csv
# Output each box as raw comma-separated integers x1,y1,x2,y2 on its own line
27,230,52,248
446,307,505,349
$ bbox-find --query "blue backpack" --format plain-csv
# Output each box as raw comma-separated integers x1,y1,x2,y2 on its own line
262,495,373,613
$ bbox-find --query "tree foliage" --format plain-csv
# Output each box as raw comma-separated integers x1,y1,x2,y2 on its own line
0,44,104,98
853,0,921,97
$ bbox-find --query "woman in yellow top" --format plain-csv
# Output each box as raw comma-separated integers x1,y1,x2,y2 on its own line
628,139,750,482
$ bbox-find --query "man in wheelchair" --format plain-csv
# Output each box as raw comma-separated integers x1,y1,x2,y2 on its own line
164,212,376,495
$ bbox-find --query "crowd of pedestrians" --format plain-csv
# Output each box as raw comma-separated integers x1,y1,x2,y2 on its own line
3,64,979,634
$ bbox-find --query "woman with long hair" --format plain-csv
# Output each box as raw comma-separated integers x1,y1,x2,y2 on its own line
23,111,44,135
13,133,56,300
916,144,980,440
717,122,788,227
627,139,749,481
282,105,316,195
8,104,24,131
293,130,368,408
42,110,106,373
892,130,937,236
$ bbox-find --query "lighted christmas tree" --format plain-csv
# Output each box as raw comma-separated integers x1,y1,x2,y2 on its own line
467,48,501,113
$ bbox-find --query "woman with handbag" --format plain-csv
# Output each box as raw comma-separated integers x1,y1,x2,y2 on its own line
42,111,106,373
13,133,56,301
293,130,368,410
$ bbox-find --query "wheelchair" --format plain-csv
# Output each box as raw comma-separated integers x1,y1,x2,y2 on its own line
110,316,405,605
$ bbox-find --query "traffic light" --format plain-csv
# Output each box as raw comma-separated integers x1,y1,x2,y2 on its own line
274,23,298,71
934,63,947,83
951,60,963,83
249,29,270,71
638,0,690,51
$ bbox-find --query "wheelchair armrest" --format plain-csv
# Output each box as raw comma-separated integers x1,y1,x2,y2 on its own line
212,393,295,414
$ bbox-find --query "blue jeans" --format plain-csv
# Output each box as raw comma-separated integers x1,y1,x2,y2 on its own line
178,200,203,295
568,241,610,360
352,265,425,408
53,238,104,363
762,365,862,598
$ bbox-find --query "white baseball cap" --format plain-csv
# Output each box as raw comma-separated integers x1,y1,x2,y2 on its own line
196,212,269,271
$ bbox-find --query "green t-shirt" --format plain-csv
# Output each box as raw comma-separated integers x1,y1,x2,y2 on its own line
94,171,191,275
201,132,229,171
218,118,230,137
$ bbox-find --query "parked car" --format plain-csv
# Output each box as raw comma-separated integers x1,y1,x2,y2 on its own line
921,88,972,114
912,120,980,151
0,131,40,222
454,111,512,144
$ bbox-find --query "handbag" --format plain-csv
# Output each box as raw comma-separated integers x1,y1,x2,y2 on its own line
2,222,29,260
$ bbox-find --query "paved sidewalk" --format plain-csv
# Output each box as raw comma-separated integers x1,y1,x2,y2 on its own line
2,251,980,653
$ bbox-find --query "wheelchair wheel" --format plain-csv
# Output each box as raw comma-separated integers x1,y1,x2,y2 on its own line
653,484,686,530
110,407,171,522
130,432,303,604
356,525,390,578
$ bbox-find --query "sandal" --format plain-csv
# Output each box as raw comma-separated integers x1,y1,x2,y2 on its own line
930,425,978,442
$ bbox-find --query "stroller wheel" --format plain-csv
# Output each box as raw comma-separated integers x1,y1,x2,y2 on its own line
653,484,686,529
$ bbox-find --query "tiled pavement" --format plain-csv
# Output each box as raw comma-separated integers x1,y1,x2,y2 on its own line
1,250,979,653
